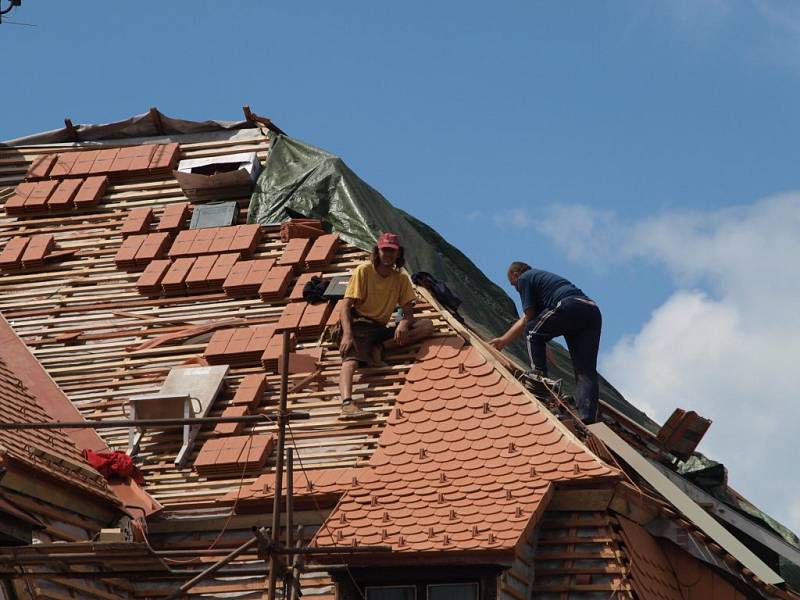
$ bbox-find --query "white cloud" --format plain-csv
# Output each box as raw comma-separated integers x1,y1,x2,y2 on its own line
531,193,800,533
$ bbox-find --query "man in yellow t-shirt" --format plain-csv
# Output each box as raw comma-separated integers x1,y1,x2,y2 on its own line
338,232,434,419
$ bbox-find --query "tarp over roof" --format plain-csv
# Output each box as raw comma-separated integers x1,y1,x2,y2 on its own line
248,134,657,432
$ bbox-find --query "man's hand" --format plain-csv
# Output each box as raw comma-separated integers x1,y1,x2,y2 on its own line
339,333,354,356
489,337,508,350
394,320,410,345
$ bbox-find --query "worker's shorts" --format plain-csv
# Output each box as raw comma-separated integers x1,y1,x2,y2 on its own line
342,318,394,365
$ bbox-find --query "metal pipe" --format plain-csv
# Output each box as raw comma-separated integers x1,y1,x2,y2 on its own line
286,448,294,557
164,536,259,600
0,413,309,430
267,331,291,600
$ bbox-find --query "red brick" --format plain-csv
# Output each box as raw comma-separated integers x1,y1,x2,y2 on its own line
26,154,57,180
120,207,154,236
46,178,82,211
0,237,30,270
157,202,190,232
74,176,108,208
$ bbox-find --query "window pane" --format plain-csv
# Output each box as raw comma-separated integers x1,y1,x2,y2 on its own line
428,583,478,600
366,585,416,600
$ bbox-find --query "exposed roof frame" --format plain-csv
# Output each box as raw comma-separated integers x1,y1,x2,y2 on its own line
650,459,800,569
588,422,784,586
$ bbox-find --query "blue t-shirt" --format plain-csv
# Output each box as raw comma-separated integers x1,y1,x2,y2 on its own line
517,268,586,315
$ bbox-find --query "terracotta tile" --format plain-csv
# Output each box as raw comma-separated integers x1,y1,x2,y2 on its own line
26,154,57,180
278,237,311,271
4,182,36,215
161,257,195,294
46,178,82,211
114,234,146,267
135,232,171,265
74,175,108,208
225,327,255,355
229,224,262,255
258,265,292,300
90,147,119,174
157,202,190,232
214,405,248,435
205,329,235,358
299,301,333,335
149,143,180,172
288,271,322,302
49,152,80,178
126,144,158,173
231,374,266,409
276,302,307,333
246,325,275,354
135,259,171,294
207,253,239,283
21,234,54,268
0,237,30,270
243,258,274,287
222,260,250,289
209,226,237,253
120,207,154,236
304,233,339,268
189,227,218,255
69,149,101,176
24,180,58,212
169,229,197,258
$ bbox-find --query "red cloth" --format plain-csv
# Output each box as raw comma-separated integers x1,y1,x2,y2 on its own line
82,449,145,485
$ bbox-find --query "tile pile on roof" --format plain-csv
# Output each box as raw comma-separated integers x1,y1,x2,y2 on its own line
194,433,274,478
205,324,278,367
313,336,616,556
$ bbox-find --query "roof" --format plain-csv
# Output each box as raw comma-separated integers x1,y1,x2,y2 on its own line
0,113,797,599
313,336,617,558
0,315,116,503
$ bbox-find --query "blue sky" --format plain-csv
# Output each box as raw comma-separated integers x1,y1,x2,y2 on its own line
4,2,800,531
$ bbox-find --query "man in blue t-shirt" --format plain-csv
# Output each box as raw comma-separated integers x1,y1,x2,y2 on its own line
490,261,602,423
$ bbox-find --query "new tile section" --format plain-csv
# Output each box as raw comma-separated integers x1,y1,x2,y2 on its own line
313,336,616,555
617,516,684,600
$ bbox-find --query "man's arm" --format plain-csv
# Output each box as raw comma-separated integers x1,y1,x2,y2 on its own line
489,306,537,350
394,300,415,345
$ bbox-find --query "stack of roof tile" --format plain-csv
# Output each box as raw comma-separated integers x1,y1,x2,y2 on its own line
280,218,326,242
261,332,296,372
73,176,108,209
305,234,340,269
135,259,171,296
222,259,275,298
185,254,239,294
299,301,334,337
288,271,323,302
194,434,274,478
46,179,82,211
48,143,179,179
161,258,196,295
157,202,190,232
114,232,171,270
257,265,293,302
120,207,154,236
25,154,58,180
21,235,54,269
5,181,57,215
204,325,276,367
278,237,312,273
229,374,266,410
275,302,307,333
0,237,30,271
168,224,261,259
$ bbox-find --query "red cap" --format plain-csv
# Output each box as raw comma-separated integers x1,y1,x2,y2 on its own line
377,232,401,250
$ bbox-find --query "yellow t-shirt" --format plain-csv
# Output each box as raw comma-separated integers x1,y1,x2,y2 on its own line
344,262,416,326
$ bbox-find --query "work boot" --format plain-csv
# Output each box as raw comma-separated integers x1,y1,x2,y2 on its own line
339,399,368,420
520,370,561,394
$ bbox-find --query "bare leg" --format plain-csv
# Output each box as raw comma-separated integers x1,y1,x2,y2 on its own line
383,318,435,350
339,359,357,401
